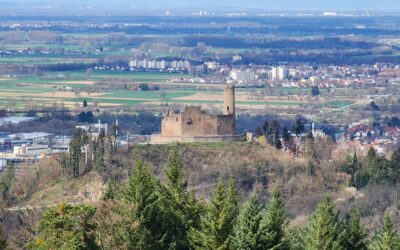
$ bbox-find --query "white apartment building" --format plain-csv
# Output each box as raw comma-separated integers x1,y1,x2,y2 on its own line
229,69,255,82
271,66,289,80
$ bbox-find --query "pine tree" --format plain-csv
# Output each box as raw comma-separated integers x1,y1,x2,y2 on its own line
190,178,240,250
123,159,166,249
304,195,345,250
102,180,123,200
232,195,264,250
68,129,88,177
274,129,282,150
259,188,288,249
165,149,187,201
286,226,305,250
160,148,202,249
345,207,368,250
295,119,305,137
370,216,400,250
27,204,98,250
94,130,106,173
343,152,358,176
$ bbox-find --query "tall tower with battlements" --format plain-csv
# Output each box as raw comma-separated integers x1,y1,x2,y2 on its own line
223,85,235,115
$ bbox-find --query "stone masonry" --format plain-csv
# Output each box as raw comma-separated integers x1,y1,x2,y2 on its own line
151,85,243,144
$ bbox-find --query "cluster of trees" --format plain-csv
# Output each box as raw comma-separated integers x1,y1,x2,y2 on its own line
383,116,400,128
77,111,95,123
38,63,95,72
138,83,160,91
343,147,400,188
258,119,305,153
59,126,118,178
0,165,15,250
26,149,400,250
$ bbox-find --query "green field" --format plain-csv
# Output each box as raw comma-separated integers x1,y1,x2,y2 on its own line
324,101,352,108
0,72,354,110
69,71,188,81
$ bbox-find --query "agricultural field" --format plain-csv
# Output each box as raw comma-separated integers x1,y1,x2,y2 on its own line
0,71,356,113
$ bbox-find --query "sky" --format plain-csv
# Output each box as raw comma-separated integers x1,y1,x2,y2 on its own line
2,0,400,13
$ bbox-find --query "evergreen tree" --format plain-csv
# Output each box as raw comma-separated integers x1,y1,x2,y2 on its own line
94,200,142,250
83,99,88,108
165,149,187,201
94,130,106,173
295,119,305,137
68,129,88,177
190,178,240,250
390,148,400,181
161,148,202,249
27,204,98,250
345,207,368,250
286,226,305,250
274,129,282,150
123,159,166,249
370,216,400,250
304,195,344,250
265,120,280,145
343,152,358,175
102,180,123,201
259,188,288,249
311,86,320,96
232,195,264,249
0,164,15,205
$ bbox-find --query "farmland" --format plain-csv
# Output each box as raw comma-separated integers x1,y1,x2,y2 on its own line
0,70,356,115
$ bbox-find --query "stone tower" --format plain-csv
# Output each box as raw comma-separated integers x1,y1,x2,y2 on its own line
223,84,235,115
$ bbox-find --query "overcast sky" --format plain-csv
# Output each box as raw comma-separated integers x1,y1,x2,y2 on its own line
3,0,400,12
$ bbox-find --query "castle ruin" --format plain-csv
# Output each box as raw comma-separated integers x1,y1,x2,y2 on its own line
151,85,243,144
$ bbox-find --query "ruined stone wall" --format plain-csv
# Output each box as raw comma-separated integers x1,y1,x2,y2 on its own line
181,107,207,136
151,134,244,144
161,106,225,137
161,113,182,136
217,114,236,135
180,106,218,136
159,85,237,139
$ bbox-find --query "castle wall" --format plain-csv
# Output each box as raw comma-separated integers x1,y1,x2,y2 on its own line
153,85,237,144
151,134,244,144
161,114,182,136
181,107,210,136
217,115,236,135
160,107,236,138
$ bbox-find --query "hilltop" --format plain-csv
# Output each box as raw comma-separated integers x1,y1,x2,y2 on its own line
2,141,399,248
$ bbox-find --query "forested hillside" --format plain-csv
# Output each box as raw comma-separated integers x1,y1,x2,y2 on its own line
0,141,400,249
